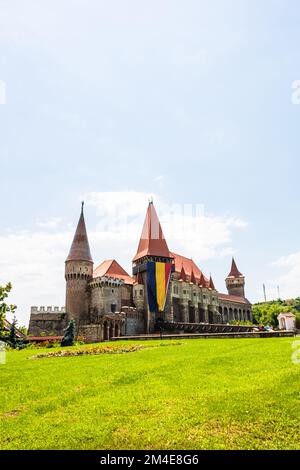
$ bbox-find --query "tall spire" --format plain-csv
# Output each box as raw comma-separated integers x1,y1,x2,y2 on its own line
190,268,196,284
208,275,215,290
66,203,93,262
133,201,171,262
179,264,186,282
228,258,243,277
199,272,206,287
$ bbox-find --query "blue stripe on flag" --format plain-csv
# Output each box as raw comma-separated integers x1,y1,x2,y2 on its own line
147,261,158,312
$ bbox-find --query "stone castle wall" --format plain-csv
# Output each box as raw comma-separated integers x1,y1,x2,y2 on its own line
218,299,252,323
123,306,145,335
89,278,133,316
167,278,220,324
28,308,67,336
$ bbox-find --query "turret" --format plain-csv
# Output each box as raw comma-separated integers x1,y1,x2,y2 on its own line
65,202,93,324
132,201,173,265
225,258,245,298
208,275,216,290
132,201,174,331
179,264,187,282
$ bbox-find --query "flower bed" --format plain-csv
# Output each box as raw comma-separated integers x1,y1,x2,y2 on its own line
29,344,149,359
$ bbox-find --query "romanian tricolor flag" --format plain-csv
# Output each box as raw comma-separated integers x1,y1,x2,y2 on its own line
147,261,172,313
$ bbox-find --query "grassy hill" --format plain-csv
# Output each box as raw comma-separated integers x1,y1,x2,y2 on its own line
1,338,299,450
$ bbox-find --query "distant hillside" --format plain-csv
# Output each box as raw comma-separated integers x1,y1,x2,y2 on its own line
252,298,300,327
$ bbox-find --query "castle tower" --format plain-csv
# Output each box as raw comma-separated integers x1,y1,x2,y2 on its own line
225,258,245,298
132,201,174,332
65,202,94,324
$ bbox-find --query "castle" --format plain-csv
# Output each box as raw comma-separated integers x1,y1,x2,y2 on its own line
28,201,252,341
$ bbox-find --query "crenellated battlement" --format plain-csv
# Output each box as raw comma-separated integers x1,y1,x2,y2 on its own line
65,272,92,281
89,276,125,289
31,306,66,314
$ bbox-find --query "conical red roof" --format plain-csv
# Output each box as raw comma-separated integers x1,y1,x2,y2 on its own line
66,205,93,263
208,276,215,290
133,202,171,262
179,264,187,282
190,269,196,284
228,258,243,277
199,272,207,287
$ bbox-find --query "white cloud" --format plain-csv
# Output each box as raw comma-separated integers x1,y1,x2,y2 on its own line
0,191,248,327
269,251,300,300
0,230,68,327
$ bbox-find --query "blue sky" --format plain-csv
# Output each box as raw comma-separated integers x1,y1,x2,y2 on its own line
1,0,300,325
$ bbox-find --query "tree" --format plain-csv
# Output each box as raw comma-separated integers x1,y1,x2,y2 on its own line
61,320,76,347
8,316,18,348
0,283,17,334
17,325,28,336
252,300,298,327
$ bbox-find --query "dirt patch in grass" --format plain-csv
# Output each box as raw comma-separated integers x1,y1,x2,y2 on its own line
2,410,22,419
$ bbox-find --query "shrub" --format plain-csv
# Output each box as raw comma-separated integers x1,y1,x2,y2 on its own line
61,320,76,347
8,316,18,348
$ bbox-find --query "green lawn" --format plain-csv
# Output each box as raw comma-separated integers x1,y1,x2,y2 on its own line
0,338,299,450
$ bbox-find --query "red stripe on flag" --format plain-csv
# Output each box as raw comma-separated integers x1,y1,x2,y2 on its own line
165,263,171,290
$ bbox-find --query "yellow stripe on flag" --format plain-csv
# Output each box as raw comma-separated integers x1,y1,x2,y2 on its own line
156,262,166,311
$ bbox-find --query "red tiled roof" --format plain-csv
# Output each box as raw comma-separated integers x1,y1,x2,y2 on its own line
3,319,26,338
93,259,134,285
28,336,63,342
171,252,208,285
133,202,172,261
218,293,250,305
278,312,296,318
227,258,243,277
66,205,93,263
